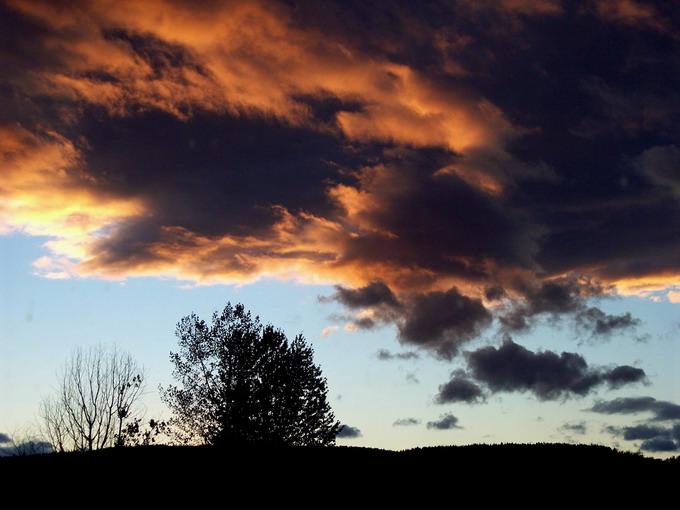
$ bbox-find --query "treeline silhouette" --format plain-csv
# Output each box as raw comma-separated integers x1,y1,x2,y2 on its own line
2,442,677,503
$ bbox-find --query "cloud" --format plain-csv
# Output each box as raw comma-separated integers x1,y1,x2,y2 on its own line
2,0,679,398
621,424,672,441
465,339,646,400
0,433,10,443
639,438,679,452
337,424,362,438
322,326,339,338
326,281,401,310
427,414,462,430
393,417,421,427
376,349,419,361
435,371,485,404
396,288,493,359
498,275,641,340
633,145,680,199
3,0,678,293
575,308,641,339
561,422,587,435
604,423,680,453
328,281,493,359
590,0,674,34
602,365,647,389
589,397,680,421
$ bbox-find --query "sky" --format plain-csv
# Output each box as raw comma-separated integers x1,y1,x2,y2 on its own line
1,0,679,457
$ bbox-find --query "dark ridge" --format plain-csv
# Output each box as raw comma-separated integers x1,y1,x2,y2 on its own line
2,443,677,502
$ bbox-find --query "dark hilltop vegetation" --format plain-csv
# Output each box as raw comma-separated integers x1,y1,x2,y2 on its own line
3,442,677,496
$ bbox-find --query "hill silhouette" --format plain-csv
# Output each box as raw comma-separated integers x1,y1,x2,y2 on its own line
2,442,677,502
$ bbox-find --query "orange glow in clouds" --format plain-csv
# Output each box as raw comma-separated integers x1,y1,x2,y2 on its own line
2,0,678,299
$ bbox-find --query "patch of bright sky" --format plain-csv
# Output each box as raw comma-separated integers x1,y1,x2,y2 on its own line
1,234,678,456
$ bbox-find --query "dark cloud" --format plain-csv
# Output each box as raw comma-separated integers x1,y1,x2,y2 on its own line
589,397,680,421
621,424,671,441
603,365,648,389
466,339,646,400
602,421,680,452
484,285,507,302
426,414,462,430
435,371,485,404
376,349,419,361
639,438,679,452
397,288,493,359
2,0,679,292
498,276,641,340
393,417,421,426
337,424,362,438
327,281,401,310
561,422,587,435
327,283,492,359
336,149,544,280
575,308,641,339
633,144,680,198
0,432,10,443
1,1,677,406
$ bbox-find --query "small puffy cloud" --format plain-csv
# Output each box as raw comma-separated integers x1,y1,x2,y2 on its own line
575,308,641,339
376,349,419,361
322,326,339,338
427,414,461,430
603,365,648,389
0,433,11,443
393,417,421,427
561,422,587,435
435,371,485,404
326,281,401,309
337,424,362,438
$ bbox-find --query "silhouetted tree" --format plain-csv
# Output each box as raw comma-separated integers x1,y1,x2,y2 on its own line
161,303,340,447
39,345,145,452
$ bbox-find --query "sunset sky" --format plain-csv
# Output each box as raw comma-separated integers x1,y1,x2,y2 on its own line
1,0,679,456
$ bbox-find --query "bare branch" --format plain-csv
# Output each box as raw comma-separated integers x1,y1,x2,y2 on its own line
38,344,146,452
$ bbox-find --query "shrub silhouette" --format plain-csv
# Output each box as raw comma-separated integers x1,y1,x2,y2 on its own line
161,303,340,447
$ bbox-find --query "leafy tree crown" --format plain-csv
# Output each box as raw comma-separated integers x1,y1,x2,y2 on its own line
162,303,340,446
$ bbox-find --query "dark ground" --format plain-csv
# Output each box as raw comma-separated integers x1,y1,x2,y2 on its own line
2,443,676,503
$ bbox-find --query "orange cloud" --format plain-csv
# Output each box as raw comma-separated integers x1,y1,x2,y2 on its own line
591,0,672,34
0,124,145,253
8,0,518,152
2,0,678,303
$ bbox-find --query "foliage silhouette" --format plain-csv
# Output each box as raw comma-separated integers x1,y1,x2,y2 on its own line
39,345,145,452
161,303,340,446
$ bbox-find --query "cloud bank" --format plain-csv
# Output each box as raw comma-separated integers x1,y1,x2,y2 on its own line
2,0,677,407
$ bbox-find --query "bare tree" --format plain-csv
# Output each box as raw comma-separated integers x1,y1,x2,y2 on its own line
39,345,146,452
